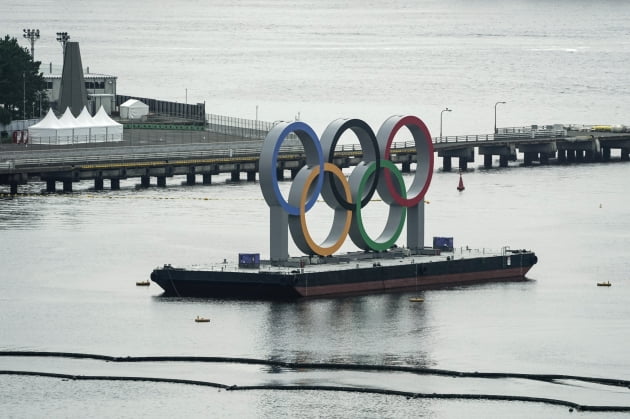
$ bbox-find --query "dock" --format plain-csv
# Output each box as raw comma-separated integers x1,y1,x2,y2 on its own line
1,122,629,194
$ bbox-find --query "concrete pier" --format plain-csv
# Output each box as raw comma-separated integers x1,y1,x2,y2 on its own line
478,144,516,169
442,157,452,172
3,127,630,194
63,181,72,193
438,148,474,172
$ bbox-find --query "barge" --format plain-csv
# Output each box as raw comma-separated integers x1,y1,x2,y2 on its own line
150,248,537,300
151,115,539,300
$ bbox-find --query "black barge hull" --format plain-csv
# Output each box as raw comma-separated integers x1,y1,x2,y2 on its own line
150,251,538,300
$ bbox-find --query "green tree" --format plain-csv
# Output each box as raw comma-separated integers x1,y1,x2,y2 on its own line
0,35,48,125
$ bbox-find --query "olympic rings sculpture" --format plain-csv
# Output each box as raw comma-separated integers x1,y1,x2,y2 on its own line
259,115,434,258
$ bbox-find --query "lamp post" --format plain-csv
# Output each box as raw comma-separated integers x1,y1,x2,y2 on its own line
56,32,70,55
494,101,506,134
23,28,40,59
440,107,451,140
23,72,26,121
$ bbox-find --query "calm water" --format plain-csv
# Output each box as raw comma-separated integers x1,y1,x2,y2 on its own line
2,0,630,417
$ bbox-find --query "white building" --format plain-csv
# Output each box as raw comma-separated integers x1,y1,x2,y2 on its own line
41,63,117,116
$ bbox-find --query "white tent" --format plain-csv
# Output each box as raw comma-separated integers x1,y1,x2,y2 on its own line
75,106,96,127
28,107,123,144
28,109,71,144
58,107,91,143
120,99,149,120
92,106,123,142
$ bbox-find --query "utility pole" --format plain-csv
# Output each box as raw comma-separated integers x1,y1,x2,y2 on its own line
494,101,506,134
23,72,26,121
440,107,452,140
56,32,70,55
23,28,40,59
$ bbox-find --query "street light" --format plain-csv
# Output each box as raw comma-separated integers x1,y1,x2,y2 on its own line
23,28,40,59
440,107,452,140
56,32,70,55
494,101,506,134
23,72,26,122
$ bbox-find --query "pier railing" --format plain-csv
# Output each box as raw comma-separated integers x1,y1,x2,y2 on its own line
0,126,577,169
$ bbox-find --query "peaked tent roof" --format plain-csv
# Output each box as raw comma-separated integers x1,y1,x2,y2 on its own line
58,107,79,128
120,98,149,108
75,106,96,127
29,108,62,129
93,106,122,127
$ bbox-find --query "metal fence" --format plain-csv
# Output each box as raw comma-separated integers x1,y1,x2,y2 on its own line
206,114,275,140
116,95,205,121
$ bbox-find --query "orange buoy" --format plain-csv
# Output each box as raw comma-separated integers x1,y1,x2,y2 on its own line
457,173,465,191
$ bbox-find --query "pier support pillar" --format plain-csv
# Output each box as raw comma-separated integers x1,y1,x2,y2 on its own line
247,171,256,182
186,174,196,186
523,152,536,166
231,171,240,182
63,181,73,193
539,153,550,165
458,158,468,171
10,182,18,195
483,154,493,169
442,157,452,172
557,150,566,162
499,155,508,167
46,180,56,193
110,179,120,190
141,176,150,188
401,162,411,173
157,176,166,187
585,150,594,162
622,148,630,161
575,150,584,161
276,168,285,180
94,178,104,191
602,147,611,161
202,174,212,185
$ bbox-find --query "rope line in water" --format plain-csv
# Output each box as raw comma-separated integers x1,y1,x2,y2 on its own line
1,351,629,389
1,369,629,412
2,350,630,411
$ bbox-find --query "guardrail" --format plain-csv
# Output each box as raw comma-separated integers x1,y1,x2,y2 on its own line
3,141,293,169
1,125,600,172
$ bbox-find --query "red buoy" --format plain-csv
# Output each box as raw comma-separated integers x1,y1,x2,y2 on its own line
457,173,465,191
